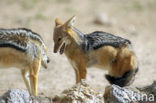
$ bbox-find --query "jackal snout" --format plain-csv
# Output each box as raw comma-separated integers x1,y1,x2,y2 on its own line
53,41,62,53
41,54,50,69
40,45,50,69
47,57,50,63
53,48,57,53
53,41,66,54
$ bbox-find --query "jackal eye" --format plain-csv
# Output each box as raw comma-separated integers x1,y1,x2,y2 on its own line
58,38,61,41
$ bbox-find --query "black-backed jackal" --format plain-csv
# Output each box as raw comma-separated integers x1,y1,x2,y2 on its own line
53,16,138,87
0,28,50,96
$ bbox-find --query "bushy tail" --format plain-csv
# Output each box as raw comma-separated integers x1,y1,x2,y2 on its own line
105,68,139,87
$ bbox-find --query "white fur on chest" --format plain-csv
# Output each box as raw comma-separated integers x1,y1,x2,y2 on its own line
67,58,78,70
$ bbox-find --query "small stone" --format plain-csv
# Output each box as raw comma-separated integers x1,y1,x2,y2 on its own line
94,13,112,26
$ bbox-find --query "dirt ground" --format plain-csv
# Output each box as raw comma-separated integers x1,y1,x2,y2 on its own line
0,0,156,98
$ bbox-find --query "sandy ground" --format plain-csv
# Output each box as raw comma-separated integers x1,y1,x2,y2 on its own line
0,0,156,97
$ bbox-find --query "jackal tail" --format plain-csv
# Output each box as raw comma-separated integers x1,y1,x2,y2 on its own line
105,67,138,87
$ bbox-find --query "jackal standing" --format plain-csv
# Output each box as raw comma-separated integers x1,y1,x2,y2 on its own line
53,16,138,87
0,28,50,96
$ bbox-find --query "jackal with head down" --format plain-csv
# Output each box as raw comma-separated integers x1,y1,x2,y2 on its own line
0,28,50,96
53,16,138,87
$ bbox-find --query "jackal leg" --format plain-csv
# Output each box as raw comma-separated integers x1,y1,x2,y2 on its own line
74,68,80,83
106,51,138,87
78,67,87,83
29,58,41,96
21,69,32,95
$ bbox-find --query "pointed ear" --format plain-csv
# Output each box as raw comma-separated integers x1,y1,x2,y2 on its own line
64,16,76,28
55,18,62,26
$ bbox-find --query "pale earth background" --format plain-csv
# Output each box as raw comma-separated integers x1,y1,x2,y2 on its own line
0,0,156,97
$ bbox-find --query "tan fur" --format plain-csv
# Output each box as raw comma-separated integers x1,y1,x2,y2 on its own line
0,47,41,96
110,47,137,76
53,16,137,83
65,39,88,82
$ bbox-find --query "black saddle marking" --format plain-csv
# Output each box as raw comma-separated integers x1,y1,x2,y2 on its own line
82,31,131,51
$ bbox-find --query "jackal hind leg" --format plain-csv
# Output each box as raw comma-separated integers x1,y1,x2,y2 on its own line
105,52,138,87
29,58,41,96
21,69,32,95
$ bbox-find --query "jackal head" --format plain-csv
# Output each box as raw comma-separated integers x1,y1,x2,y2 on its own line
53,16,77,54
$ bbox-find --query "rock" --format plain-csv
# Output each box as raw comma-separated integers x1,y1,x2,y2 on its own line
0,89,32,103
94,13,112,26
104,81,156,103
0,89,52,103
2,82,156,103
53,80,104,103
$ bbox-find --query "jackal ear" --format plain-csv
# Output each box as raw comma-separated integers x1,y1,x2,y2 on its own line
64,16,76,28
55,18,62,26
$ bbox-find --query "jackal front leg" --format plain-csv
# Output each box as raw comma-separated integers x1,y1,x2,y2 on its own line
29,58,41,96
77,66,87,83
21,69,32,95
74,68,80,83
